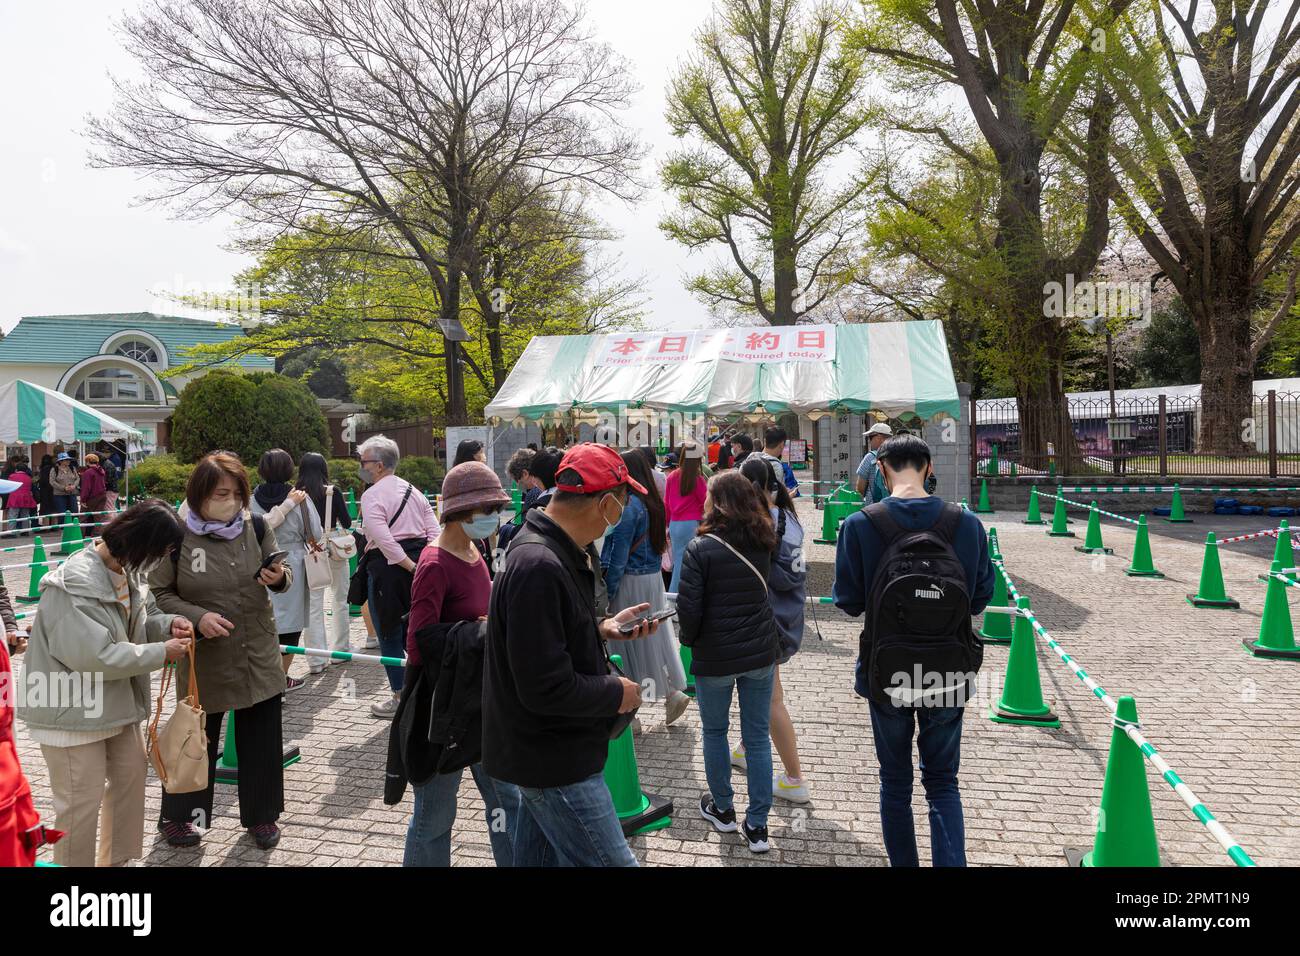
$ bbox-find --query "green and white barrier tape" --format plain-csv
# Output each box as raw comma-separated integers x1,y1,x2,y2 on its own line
1038,492,1140,526
280,645,406,668
992,558,1255,867
1066,485,1300,495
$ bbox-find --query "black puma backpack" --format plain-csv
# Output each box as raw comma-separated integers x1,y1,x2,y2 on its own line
860,502,984,709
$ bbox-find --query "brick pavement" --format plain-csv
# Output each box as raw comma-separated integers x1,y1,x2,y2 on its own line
4,497,1297,867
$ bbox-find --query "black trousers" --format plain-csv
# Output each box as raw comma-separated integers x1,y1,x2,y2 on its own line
160,692,285,829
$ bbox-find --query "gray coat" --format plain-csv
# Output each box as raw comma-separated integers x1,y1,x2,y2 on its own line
18,546,177,733
148,514,291,714
250,493,322,635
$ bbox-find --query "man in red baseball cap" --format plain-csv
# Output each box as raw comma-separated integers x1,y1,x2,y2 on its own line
482,443,659,866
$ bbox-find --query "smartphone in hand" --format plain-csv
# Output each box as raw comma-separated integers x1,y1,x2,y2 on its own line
617,607,677,635
253,550,288,581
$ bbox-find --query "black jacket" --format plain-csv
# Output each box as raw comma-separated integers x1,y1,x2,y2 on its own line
675,532,781,677
384,618,486,805
481,509,623,789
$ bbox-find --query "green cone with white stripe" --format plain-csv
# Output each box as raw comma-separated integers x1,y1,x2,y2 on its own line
1244,561,1300,660
989,597,1060,727
1080,696,1160,867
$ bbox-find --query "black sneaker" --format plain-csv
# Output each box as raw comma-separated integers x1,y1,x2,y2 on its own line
158,819,201,848
699,794,737,833
742,820,770,853
250,823,281,849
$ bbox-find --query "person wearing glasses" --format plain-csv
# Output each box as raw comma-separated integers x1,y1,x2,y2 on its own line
356,435,441,718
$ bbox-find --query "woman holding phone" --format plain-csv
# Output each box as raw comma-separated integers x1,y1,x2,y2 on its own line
148,451,293,851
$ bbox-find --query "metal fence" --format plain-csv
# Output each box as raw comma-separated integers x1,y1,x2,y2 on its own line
972,390,1300,478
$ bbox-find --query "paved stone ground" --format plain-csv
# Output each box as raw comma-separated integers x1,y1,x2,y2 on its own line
4,497,1298,867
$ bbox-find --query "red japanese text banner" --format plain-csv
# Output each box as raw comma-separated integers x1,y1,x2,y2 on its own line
594,325,837,368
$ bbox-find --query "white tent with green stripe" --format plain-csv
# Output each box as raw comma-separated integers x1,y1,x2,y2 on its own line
485,320,960,423
0,379,144,444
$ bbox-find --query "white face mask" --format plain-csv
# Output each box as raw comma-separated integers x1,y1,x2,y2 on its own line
463,513,500,540
205,498,240,523
599,493,625,536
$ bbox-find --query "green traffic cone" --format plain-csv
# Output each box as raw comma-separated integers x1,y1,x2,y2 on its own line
1074,502,1113,555
1186,533,1239,609
1258,519,1295,583
1069,696,1160,867
216,709,301,785
987,527,1002,561
1165,483,1193,523
989,597,1060,727
1046,491,1075,537
603,655,672,835
1024,485,1044,525
16,535,50,603
975,478,994,514
1048,457,1056,477
54,511,85,556
816,498,840,544
1124,515,1164,578
348,551,362,617
1244,561,1300,660
510,481,522,513
978,567,1013,645
988,443,999,476
679,644,696,697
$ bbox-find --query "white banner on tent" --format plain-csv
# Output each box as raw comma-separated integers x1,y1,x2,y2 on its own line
594,325,836,367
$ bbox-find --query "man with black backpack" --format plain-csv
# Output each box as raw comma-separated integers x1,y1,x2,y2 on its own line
832,433,995,867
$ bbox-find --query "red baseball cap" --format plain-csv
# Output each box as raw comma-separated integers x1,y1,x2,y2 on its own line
555,443,648,495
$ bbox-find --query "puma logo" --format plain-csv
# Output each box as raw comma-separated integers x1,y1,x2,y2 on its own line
914,586,944,600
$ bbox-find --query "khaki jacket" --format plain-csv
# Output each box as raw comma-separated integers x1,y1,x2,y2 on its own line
148,514,291,713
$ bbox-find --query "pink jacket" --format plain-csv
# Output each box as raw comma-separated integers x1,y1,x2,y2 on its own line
4,471,37,510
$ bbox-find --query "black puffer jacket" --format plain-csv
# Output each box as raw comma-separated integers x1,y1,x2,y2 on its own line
675,532,781,677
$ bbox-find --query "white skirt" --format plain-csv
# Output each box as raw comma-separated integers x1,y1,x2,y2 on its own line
606,569,687,701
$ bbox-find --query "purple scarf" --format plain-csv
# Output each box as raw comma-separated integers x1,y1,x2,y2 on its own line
185,508,246,541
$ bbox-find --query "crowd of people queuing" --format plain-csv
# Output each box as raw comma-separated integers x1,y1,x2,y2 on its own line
0,445,124,537
0,420,992,868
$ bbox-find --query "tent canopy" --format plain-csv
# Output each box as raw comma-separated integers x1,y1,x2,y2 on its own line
485,320,961,423
0,379,144,444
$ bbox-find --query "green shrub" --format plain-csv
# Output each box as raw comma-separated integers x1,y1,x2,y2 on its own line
123,453,192,503
327,459,366,497
396,456,444,494
169,370,328,464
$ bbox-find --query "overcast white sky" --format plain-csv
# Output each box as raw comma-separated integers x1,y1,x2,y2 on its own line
0,0,719,335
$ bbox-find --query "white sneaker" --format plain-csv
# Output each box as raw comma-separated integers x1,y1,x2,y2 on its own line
370,694,399,718
363,634,379,649
730,744,747,771
665,691,690,726
774,773,811,804
631,716,644,736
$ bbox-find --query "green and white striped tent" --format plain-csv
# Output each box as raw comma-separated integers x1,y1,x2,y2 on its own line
485,320,961,423
0,379,144,444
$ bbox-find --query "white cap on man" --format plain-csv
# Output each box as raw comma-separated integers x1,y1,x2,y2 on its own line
863,422,893,439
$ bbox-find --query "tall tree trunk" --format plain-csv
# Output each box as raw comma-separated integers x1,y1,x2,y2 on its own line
1191,286,1254,457
442,265,467,426
772,234,798,325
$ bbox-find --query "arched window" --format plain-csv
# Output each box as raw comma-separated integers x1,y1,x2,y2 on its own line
73,366,158,403
114,340,160,365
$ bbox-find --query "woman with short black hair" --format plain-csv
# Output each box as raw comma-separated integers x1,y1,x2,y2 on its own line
18,500,195,866
452,439,486,468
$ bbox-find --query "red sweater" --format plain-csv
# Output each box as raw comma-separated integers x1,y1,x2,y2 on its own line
405,545,491,666
79,465,107,503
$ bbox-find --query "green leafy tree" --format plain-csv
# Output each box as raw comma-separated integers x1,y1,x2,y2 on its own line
661,0,872,323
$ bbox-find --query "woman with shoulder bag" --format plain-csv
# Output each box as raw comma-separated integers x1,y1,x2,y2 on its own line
148,452,292,850
17,500,194,866
674,471,781,854
296,452,356,668
251,449,324,685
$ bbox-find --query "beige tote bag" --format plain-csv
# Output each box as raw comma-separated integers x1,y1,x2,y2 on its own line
300,499,333,590
147,643,209,794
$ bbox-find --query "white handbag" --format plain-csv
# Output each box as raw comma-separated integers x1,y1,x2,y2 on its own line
323,485,357,563
300,500,333,590
147,644,209,794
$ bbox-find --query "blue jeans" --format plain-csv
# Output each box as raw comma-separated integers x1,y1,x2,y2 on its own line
403,763,519,867
366,575,406,692
52,495,77,519
668,520,698,594
695,664,775,829
867,701,966,867
7,507,36,533
505,772,637,867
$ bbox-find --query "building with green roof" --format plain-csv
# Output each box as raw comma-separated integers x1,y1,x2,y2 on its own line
0,312,273,452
